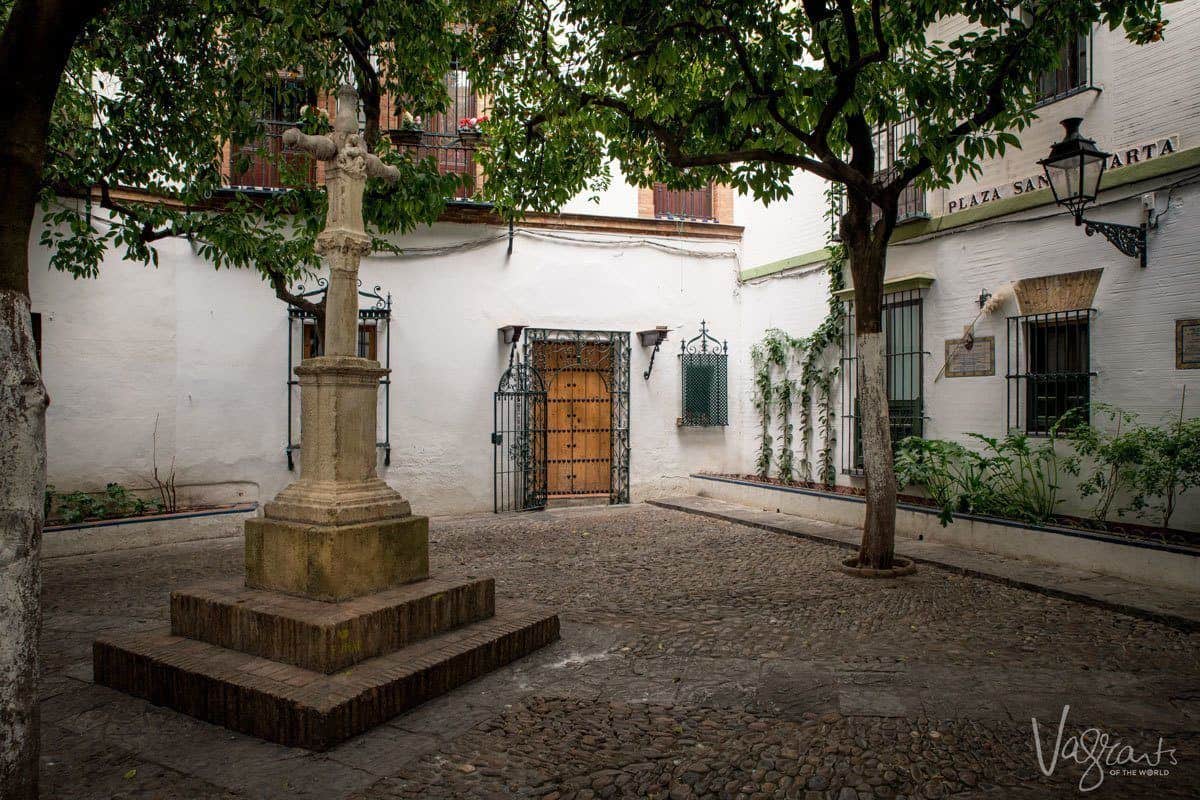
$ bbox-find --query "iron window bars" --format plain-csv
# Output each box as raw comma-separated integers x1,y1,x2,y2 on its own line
384,62,478,199
872,117,928,225
1034,25,1093,107
840,289,927,476
1006,308,1095,435
830,118,926,243
285,280,392,470
679,321,729,427
226,68,479,196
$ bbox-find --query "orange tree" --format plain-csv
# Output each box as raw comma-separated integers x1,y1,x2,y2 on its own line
468,0,1168,568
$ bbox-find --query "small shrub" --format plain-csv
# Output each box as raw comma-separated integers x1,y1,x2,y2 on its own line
1122,417,1200,529
1057,405,1145,524
50,482,163,524
896,430,1068,526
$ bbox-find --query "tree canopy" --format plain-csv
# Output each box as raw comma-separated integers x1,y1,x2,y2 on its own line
17,0,472,309
469,0,1168,218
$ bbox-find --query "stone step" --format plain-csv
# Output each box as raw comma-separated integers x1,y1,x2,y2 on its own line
170,575,495,673
94,603,560,751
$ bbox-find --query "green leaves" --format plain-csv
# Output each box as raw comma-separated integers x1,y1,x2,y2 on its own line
39,0,469,290
468,0,1167,216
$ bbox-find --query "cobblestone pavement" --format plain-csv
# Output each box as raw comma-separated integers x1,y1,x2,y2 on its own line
40,504,1200,799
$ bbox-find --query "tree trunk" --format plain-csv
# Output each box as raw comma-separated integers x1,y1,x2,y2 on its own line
0,3,99,796
0,293,47,800
843,193,898,570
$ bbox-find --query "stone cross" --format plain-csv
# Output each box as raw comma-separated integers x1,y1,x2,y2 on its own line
283,85,399,357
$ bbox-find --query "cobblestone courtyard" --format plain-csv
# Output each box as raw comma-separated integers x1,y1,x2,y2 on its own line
39,505,1200,799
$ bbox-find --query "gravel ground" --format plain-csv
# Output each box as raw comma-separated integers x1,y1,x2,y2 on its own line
39,504,1200,799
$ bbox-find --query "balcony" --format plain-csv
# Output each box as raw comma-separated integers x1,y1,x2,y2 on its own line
225,124,477,199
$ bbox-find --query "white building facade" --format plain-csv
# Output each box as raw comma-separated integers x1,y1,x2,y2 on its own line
28,3,1200,531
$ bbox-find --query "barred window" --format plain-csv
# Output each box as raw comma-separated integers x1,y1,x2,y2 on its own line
1019,9,1090,105
679,322,728,426
840,290,926,474
872,117,927,223
1037,33,1089,104
302,321,379,360
1006,309,1094,435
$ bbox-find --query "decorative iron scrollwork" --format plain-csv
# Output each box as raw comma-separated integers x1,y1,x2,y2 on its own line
1082,219,1147,267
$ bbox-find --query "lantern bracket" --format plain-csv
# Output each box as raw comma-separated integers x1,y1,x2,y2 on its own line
1079,217,1148,268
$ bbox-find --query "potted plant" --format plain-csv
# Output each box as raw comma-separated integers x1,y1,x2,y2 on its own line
457,114,488,145
390,110,424,146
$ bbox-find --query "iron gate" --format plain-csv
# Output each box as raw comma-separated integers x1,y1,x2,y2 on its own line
525,328,631,505
493,362,548,512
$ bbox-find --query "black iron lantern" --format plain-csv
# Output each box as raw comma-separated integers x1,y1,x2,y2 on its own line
1039,118,1108,218
1039,118,1151,268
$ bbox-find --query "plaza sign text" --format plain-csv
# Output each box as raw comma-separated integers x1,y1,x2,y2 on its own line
946,135,1180,214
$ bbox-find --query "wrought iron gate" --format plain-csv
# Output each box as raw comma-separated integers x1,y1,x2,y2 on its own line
492,362,548,513
525,328,631,505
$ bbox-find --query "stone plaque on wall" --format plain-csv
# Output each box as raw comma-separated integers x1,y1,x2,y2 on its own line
944,336,995,378
1178,319,1200,369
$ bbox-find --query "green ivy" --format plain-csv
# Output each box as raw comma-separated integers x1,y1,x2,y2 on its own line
751,186,846,485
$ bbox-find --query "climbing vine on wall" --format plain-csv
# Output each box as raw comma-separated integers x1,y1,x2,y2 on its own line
751,185,846,484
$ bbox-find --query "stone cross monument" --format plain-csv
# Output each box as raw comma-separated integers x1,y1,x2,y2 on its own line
244,85,427,601
94,87,558,750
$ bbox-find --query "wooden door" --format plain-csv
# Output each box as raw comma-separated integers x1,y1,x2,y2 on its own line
537,342,612,497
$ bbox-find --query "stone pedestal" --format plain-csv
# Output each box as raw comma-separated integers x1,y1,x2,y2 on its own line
245,355,429,602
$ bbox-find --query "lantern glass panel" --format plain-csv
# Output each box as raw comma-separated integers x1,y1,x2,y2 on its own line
1043,157,1078,205
1080,151,1106,201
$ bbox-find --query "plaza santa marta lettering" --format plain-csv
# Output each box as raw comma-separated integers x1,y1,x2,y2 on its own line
946,135,1179,214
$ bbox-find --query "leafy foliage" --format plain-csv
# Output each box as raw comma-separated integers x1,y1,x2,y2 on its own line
47,482,163,525
468,0,1168,218
36,0,470,293
751,186,845,484
896,430,1070,526
898,400,1200,530
1057,404,1144,522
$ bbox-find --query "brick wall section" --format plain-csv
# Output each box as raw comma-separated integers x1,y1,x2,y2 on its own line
637,185,655,218
713,184,734,225
170,576,496,673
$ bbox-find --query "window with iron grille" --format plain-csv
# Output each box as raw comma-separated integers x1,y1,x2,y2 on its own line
830,118,925,239
654,183,716,222
301,320,379,360
840,290,925,474
1006,309,1094,435
679,322,728,426
1036,33,1089,104
228,78,315,190
1019,9,1091,105
872,117,927,224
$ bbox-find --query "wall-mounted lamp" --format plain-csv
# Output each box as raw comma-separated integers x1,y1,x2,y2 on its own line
1039,118,1154,268
977,288,992,309
499,325,526,366
638,326,670,379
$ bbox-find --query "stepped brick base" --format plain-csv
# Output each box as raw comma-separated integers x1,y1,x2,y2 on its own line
171,576,495,673
94,604,559,750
